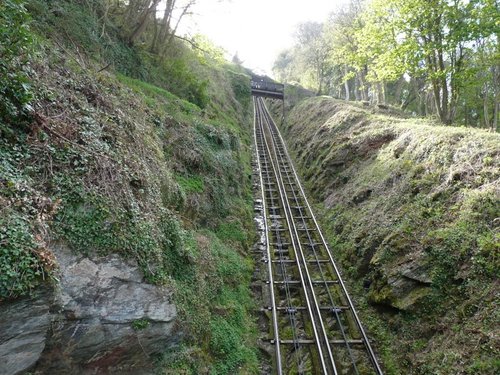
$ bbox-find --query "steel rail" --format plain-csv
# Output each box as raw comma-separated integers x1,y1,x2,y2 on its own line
253,97,283,375
256,98,326,373
260,103,360,374
260,98,384,375
257,99,311,373
258,99,338,372
256,98,335,374
256,100,306,372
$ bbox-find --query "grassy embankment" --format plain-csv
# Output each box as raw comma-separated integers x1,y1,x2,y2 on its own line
281,97,499,375
1,0,259,373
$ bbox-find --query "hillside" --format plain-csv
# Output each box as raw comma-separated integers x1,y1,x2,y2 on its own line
2,1,499,374
281,97,499,374
0,1,258,374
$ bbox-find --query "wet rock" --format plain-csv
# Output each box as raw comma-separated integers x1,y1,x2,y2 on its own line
0,244,179,375
0,289,52,375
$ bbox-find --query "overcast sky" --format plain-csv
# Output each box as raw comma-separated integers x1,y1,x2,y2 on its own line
179,0,347,76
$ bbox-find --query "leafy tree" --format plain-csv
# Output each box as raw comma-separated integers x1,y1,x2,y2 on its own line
232,52,243,66
294,22,332,94
274,0,499,128
326,0,367,101
273,49,300,84
353,0,498,123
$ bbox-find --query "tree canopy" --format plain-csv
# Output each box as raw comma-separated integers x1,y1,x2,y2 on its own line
273,0,499,129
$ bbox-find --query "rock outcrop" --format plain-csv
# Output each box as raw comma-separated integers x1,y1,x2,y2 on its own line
0,244,178,375
0,289,52,375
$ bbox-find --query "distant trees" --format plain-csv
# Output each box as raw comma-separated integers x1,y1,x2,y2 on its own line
273,0,500,129
273,22,332,94
232,52,243,65
295,22,332,94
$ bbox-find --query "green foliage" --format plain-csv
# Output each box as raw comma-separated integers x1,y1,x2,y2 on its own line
176,175,205,194
229,71,251,108
215,221,248,245
0,212,43,300
5,2,257,372
161,58,209,109
209,314,257,375
424,189,499,293
192,35,227,66
275,0,499,128
115,73,200,116
0,138,56,299
54,192,118,253
132,318,150,330
0,0,33,132
273,22,332,93
466,357,500,375
160,219,195,283
28,0,146,78
27,0,209,108
54,189,189,285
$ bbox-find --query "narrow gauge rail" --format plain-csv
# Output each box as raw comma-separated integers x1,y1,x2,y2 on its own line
253,96,383,375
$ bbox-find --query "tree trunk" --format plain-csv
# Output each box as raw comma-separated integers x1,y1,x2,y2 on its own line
438,43,450,124
370,83,377,104
126,0,140,27
394,76,405,107
155,0,174,53
493,64,499,132
343,66,350,100
354,73,361,101
149,5,159,52
361,67,369,100
375,82,385,104
494,100,499,132
162,0,195,56
128,0,161,45
483,83,490,128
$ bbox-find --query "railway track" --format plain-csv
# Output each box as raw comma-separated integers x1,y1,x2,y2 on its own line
253,96,383,375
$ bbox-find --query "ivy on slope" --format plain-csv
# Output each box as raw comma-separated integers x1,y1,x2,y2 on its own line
0,6,257,373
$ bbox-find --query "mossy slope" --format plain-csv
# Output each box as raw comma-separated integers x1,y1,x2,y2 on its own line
1,3,257,373
282,97,499,374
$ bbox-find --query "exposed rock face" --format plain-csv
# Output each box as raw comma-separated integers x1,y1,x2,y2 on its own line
0,244,179,375
0,289,52,375
368,252,432,310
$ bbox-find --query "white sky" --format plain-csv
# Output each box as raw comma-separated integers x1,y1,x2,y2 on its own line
179,0,347,76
